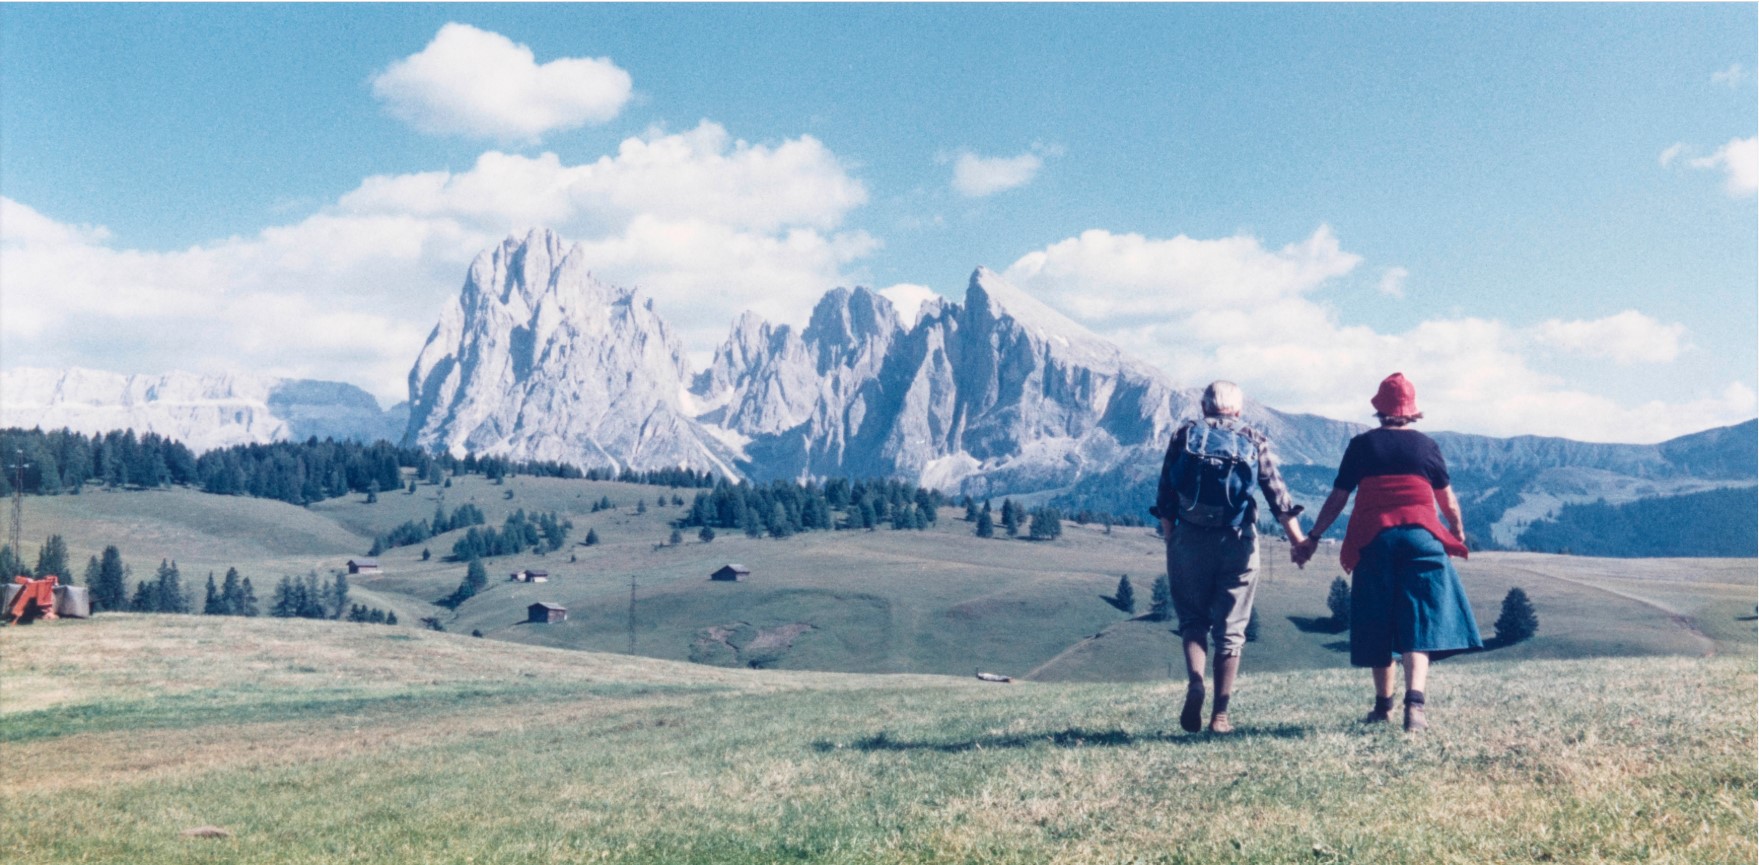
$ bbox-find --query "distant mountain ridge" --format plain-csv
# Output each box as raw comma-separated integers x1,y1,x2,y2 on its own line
0,367,406,453
4,229,1752,553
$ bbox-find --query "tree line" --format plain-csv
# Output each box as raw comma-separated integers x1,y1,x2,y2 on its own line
0,427,720,508
675,478,945,538
369,503,488,555
0,537,396,624
448,509,573,561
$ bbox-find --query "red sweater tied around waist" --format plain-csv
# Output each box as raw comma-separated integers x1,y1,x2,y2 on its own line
1340,475,1469,573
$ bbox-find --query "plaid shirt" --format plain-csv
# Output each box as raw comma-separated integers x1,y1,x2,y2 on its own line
1153,416,1304,526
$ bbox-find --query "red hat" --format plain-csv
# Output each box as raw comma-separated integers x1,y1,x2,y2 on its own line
1371,373,1419,417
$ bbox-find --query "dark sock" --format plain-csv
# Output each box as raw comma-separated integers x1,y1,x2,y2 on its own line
1213,694,1231,714
1405,690,1426,706
1374,695,1395,713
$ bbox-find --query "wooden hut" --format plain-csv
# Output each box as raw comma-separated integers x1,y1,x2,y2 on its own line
347,559,381,575
710,564,750,582
527,602,567,624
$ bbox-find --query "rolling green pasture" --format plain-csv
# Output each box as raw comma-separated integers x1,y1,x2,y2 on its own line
10,475,1756,680
1,616,1752,864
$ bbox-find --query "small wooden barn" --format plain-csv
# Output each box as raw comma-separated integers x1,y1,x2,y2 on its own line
710,564,750,582
527,602,567,624
347,559,381,575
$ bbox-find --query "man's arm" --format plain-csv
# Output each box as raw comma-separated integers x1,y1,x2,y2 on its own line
1153,424,1188,533
1253,431,1305,541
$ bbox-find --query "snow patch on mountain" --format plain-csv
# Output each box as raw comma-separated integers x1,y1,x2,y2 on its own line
0,366,404,452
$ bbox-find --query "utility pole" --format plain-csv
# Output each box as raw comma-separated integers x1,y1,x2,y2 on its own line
627,575,637,655
7,449,28,576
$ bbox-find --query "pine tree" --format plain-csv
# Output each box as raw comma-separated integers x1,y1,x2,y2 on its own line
34,534,69,580
82,555,101,593
1150,573,1174,622
585,528,600,546
0,544,18,580
668,528,683,545
203,573,223,615
1001,499,1020,536
93,546,127,611
1028,508,1063,540
1326,577,1351,630
299,574,326,618
331,572,350,619
1494,587,1539,644
130,579,154,612
271,575,298,617
153,559,188,614
238,577,260,617
220,567,243,616
975,509,995,538
637,500,648,515
963,497,979,522
1114,575,1136,613
699,525,716,543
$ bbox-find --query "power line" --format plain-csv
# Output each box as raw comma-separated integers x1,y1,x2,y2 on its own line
627,575,637,656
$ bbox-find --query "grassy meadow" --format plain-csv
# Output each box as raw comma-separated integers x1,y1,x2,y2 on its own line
1,615,1753,864
13,474,1755,681
4,475,1755,863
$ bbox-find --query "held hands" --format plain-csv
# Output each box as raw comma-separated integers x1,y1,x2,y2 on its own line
1290,537,1318,569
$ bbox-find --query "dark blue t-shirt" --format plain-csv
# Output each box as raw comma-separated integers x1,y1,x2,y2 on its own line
1333,428,1450,492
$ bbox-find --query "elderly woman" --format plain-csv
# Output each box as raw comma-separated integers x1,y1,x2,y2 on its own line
1292,373,1481,731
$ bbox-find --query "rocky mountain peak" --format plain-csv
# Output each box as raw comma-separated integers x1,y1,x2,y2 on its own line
404,231,735,475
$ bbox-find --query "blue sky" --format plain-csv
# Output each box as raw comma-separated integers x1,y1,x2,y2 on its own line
2,3,1754,443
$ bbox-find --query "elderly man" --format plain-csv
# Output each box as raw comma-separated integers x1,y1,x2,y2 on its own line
1152,381,1307,733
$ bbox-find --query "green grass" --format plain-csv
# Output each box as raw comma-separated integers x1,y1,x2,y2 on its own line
1,616,1752,864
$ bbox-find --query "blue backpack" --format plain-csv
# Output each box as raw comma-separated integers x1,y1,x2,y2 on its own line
1170,419,1259,528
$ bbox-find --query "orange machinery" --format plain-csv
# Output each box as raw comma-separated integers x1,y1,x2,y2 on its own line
8,575,59,622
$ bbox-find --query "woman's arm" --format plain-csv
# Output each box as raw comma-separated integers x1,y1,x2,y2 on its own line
1292,487,1351,567
1436,484,1465,545
1307,487,1351,541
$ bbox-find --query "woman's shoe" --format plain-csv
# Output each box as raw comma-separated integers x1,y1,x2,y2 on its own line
1180,686,1205,733
1361,708,1392,724
1403,703,1428,732
1208,712,1234,734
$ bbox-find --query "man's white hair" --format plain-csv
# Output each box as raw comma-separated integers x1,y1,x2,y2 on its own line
1202,380,1244,417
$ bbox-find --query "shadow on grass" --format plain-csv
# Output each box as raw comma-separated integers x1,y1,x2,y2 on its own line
814,723,1313,753
1321,640,1350,653
1288,615,1347,634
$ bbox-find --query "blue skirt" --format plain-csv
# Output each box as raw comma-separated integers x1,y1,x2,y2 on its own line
1350,526,1483,668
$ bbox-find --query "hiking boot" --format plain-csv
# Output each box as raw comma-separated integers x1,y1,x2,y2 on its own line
1403,703,1428,732
1208,712,1234,734
1180,686,1205,733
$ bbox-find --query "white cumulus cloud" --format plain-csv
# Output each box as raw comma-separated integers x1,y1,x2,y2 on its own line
371,23,632,142
877,283,942,325
1377,266,1409,299
0,123,876,401
998,228,1751,443
1658,142,1686,168
950,151,1044,197
1688,136,1759,196
1532,311,1689,365
1711,63,1745,88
